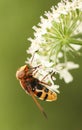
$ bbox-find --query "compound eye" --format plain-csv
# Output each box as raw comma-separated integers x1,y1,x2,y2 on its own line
16,70,25,79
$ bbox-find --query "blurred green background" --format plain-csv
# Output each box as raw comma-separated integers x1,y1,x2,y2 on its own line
0,0,82,130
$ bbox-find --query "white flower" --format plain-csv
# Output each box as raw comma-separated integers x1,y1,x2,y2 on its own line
26,0,82,92
55,62,79,83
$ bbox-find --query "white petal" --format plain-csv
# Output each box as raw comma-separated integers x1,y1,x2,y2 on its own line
70,44,82,51
59,69,73,83
49,84,60,93
66,62,79,70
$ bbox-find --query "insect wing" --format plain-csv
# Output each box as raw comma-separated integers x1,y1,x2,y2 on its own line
27,86,47,119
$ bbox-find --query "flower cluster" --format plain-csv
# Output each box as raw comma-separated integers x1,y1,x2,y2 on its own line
26,0,82,93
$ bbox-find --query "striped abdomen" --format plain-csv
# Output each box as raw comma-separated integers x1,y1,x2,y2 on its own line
31,82,57,101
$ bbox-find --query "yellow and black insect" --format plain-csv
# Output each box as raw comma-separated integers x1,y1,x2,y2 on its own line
16,65,57,118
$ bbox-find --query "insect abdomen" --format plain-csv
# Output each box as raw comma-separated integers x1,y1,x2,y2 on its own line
29,78,57,101
37,90,57,101
34,85,57,101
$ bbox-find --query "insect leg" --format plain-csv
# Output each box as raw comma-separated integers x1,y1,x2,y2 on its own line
28,65,42,75
30,50,38,65
50,71,56,80
33,70,38,76
39,81,51,86
40,73,50,81
41,71,56,81
39,71,56,87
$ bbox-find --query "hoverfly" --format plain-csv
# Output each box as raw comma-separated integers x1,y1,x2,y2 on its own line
16,64,57,118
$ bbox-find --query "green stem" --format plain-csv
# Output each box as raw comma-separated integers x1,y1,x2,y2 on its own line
69,38,82,45
71,33,82,39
